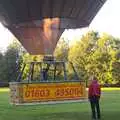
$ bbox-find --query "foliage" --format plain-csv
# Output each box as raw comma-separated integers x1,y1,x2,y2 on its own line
0,31,120,85
54,38,69,61
0,40,23,82
68,31,120,85
0,52,4,81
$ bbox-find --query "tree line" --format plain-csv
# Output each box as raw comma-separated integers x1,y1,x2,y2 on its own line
0,31,120,87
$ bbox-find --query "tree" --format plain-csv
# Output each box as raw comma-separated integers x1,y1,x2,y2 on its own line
68,31,120,85
3,47,19,82
68,31,99,83
0,40,23,82
54,38,69,61
0,52,4,82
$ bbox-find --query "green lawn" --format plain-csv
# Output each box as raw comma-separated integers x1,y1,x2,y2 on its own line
0,89,120,120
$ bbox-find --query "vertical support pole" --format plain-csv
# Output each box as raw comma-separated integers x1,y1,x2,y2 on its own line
31,62,34,81
63,62,67,81
70,62,79,80
39,62,42,81
54,62,57,81
16,63,26,82
28,62,34,83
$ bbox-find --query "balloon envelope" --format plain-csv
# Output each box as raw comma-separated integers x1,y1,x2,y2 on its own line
0,0,107,55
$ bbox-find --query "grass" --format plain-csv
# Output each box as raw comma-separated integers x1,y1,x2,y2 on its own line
0,89,120,120
0,88,9,92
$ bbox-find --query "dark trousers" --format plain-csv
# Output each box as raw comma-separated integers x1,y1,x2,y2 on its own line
89,96,101,119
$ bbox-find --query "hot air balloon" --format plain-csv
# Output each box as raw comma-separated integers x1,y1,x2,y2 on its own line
0,0,107,104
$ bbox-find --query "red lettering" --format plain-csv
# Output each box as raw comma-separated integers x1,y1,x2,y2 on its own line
46,89,50,97
64,88,69,96
34,90,39,97
31,90,35,97
39,90,45,97
25,91,30,97
55,87,81,98
55,89,60,96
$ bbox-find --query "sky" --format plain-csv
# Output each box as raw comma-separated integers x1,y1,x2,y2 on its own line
63,0,120,41
0,23,13,51
0,0,120,50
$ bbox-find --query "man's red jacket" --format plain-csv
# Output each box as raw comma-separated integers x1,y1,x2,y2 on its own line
88,80,101,98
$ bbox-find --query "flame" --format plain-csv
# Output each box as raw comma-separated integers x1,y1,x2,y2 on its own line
42,18,60,53
43,18,60,40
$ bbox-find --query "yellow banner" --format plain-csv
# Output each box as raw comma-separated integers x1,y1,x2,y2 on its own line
22,82,86,102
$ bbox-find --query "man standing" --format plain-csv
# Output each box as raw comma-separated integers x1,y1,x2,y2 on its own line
88,77,101,120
